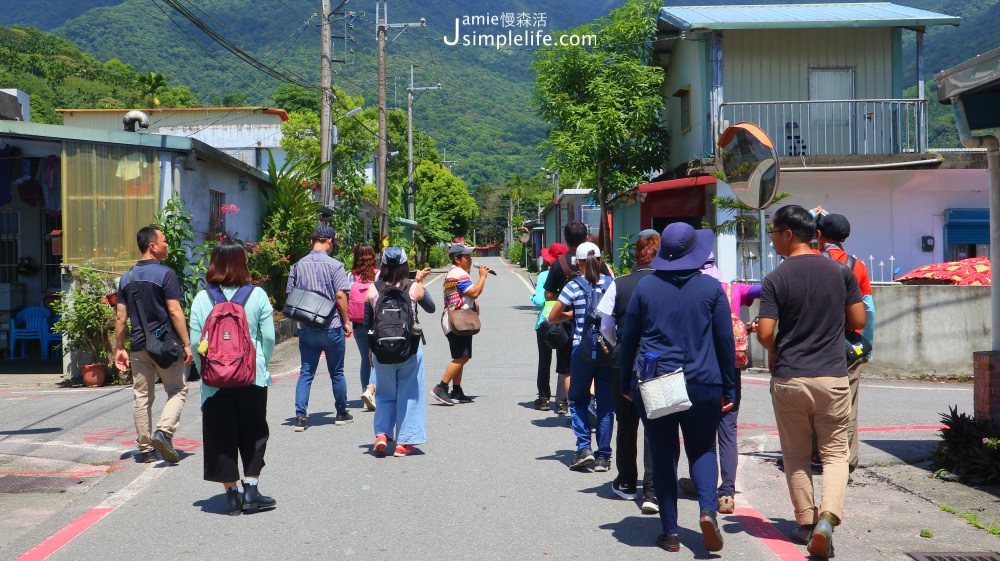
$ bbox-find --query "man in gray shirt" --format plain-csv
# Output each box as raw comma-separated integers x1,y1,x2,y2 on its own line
286,225,353,431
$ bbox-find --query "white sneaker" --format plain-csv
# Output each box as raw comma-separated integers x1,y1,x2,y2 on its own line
361,389,376,411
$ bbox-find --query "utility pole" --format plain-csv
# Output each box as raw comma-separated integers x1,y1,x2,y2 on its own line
319,0,332,207
375,1,425,241
442,147,461,170
407,64,441,221
319,0,351,208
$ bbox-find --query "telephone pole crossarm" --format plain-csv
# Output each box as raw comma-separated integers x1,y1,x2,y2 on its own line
406,64,441,221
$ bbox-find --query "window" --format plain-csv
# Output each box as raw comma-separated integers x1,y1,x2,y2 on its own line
673,86,692,134
210,190,226,235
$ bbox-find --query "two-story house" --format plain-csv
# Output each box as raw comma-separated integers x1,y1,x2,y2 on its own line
609,2,981,282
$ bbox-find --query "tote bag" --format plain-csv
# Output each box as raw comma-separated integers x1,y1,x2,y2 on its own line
637,366,692,419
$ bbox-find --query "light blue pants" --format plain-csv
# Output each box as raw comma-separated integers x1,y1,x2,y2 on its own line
372,346,426,445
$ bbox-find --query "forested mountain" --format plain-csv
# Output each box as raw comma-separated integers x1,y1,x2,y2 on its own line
5,0,624,188
3,0,997,188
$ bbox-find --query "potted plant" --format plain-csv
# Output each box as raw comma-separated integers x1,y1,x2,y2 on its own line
52,266,116,386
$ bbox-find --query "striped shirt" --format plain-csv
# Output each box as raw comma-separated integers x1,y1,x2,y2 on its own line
286,249,350,329
557,275,613,345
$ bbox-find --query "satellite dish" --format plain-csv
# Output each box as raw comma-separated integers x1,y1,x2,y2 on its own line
718,122,780,210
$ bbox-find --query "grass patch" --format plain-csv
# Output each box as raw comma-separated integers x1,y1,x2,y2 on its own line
919,529,933,538
939,504,1000,535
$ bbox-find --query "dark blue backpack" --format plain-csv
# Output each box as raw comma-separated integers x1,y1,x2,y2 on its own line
573,277,615,366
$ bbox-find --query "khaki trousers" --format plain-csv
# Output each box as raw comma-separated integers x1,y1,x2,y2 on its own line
771,375,850,525
132,350,188,453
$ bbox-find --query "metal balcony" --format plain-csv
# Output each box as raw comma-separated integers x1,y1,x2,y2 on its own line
719,99,927,156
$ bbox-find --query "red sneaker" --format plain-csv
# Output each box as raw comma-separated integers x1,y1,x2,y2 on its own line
373,434,388,455
393,444,414,457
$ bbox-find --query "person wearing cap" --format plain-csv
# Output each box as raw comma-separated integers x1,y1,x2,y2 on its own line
432,242,490,405
757,205,865,558
547,242,616,473
543,221,614,415
617,222,736,554
814,208,874,474
531,242,570,411
596,229,660,512
364,247,427,457
286,225,354,431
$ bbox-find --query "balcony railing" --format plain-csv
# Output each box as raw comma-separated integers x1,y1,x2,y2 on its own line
719,99,927,156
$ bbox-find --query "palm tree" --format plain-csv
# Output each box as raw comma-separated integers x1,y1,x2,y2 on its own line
139,72,168,107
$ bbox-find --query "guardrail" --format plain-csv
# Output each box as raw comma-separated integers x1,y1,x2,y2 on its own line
720,99,927,156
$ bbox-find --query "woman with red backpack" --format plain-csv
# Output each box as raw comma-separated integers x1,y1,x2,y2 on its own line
189,238,276,516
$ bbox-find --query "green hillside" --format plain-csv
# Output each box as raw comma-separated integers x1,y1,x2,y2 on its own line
20,0,625,188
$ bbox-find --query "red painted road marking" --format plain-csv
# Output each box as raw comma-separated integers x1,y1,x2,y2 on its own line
770,425,944,437
858,425,944,432
14,507,113,561
734,507,808,560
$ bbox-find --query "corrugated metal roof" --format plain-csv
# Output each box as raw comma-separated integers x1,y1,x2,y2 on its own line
659,3,960,32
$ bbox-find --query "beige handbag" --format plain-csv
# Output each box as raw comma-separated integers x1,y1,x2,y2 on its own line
447,308,481,336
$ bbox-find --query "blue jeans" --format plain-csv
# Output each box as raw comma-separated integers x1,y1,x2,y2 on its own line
295,326,348,417
352,322,374,388
372,346,426,445
636,380,721,536
569,345,615,458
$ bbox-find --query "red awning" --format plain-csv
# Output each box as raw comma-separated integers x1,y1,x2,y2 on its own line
637,175,715,193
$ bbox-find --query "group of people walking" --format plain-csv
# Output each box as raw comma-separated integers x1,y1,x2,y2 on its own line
111,204,872,556
532,209,871,557
112,224,490,515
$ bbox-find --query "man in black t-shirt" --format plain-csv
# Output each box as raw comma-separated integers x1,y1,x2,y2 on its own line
757,205,865,559
115,226,192,465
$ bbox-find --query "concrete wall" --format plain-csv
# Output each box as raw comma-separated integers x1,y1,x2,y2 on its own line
747,284,991,378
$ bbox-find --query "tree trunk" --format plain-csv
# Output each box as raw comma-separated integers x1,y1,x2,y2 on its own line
597,161,612,258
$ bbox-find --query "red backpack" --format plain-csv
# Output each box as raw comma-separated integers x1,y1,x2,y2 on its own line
724,283,749,369
348,280,373,324
199,285,257,388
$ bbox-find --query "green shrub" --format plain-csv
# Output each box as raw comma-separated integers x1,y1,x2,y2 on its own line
506,241,524,264
428,245,448,268
931,405,1000,484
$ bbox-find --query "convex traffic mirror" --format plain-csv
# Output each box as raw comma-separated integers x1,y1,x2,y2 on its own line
718,122,780,210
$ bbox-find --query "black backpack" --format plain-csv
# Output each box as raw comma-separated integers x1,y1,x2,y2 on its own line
572,277,615,366
369,280,417,364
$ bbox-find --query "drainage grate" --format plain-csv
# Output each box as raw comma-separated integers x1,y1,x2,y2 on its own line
0,475,83,494
908,554,1000,561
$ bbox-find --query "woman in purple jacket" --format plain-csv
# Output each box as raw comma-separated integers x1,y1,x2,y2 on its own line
617,223,737,554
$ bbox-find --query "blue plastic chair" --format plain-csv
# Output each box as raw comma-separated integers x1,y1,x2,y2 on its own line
9,306,53,360
46,314,62,358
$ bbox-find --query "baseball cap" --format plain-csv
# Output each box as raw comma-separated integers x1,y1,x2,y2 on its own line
817,214,851,241
448,243,475,258
575,241,601,260
311,225,335,240
638,229,659,239
382,246,407,266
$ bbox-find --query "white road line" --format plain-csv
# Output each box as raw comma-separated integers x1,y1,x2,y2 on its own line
0,439,126,452
98,463,168,509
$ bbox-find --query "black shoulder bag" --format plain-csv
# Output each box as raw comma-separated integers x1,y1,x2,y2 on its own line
128,273,185,368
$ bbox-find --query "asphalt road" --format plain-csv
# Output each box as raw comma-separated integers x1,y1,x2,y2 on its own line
1,256,998,560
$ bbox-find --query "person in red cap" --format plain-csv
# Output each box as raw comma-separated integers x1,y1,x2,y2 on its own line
531,242,569,410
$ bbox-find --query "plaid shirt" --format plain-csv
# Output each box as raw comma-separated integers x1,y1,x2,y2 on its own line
286,249,350,329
